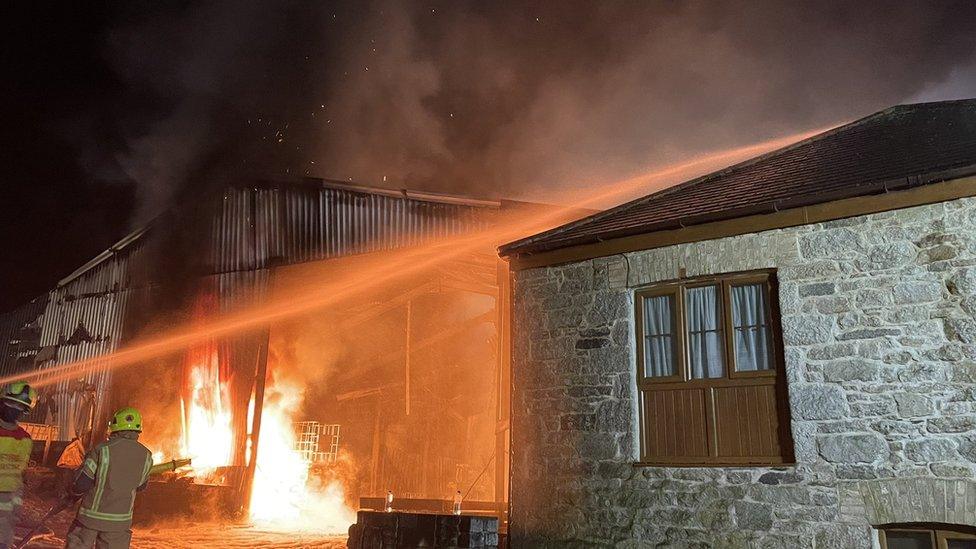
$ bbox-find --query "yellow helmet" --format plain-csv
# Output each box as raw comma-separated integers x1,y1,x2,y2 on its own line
1,381,37,411
109,407,143,433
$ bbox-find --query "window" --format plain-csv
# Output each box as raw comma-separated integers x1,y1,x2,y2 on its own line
880,526,976,549
634,270,793,465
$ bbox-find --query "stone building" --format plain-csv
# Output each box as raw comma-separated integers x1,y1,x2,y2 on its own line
499,99,976,547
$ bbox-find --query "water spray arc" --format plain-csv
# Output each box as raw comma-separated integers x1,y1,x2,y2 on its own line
4,126,829,391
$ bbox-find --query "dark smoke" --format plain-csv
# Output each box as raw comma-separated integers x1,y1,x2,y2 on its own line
86,0,975,217
36,1,976,221
4,1,976,310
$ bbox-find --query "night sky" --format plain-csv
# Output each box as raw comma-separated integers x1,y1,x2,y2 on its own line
2,1,975,312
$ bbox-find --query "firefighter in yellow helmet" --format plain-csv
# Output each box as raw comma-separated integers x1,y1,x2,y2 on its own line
65,407,152,549
0,382,36,548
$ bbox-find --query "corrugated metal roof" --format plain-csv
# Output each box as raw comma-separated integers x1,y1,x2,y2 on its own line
500,98,976,256
210,183,494,274
10,177,507,438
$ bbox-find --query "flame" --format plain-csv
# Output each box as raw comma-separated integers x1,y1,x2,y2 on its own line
177,340,354,532
181,346,234,479
248,379,354,532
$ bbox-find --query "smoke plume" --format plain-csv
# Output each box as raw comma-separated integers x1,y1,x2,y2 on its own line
69,0,976,215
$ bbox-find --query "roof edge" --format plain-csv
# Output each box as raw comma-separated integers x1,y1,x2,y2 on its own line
505,172,976,270
57,225,150,287
498,106,908,256
297,177,502,208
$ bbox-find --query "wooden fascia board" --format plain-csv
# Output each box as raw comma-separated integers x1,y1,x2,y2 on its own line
508,175,976,271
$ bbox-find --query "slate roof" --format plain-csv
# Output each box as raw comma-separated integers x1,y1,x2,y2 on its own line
500,99,976,256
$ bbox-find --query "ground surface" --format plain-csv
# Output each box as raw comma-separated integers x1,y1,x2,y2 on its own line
22,525,346,548
16,469,348,548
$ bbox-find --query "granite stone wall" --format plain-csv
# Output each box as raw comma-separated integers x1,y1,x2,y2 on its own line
509,197,976,548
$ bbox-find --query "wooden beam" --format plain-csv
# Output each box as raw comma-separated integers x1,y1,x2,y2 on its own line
335,384,398,402
369,396,381,495
405,300,412,416
509,175,976,270
340,281,439,329
239,328,270,517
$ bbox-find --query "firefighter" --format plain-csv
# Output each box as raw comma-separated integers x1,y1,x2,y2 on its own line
0,381,37,548
65,407,152,549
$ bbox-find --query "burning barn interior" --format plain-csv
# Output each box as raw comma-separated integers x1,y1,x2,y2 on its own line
0,176,569,542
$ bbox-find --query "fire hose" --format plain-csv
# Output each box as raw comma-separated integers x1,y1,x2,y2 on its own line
13,458,191,549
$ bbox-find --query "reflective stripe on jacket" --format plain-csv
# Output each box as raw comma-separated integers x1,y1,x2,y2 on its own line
77,435,152,532
0,425,32,493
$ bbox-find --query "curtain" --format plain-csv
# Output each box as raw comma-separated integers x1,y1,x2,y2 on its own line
686,286,724,378
643,295,674,377
731,283,772,371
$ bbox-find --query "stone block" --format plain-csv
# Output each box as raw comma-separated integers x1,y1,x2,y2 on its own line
818,433,888,463
904,438,958,463
799,282,835,297
798,228,863,259
814,525,872,549
930,462,975,478
757,471,802,485
893,393,935,418
892,280,944,304
856,288,895,308
949,267,976,296
822,359,880,382
791,384,849,420
782,315,834,346
858,241,917,270
926,416,976,434
836,327,901,341
945,317,976,344
806,342,857,360
815,295,852,314
958,435,976,463
733,501,773,530
726,471,753,484
560,414,597,432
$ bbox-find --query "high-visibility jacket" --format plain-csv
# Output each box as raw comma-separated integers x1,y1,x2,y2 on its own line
0,423,32,498
76,434,152,532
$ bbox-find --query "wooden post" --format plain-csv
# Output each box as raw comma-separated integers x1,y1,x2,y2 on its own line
42,426,54,466
494,260,512,527
405,300,412,416
239,328,270,517
369,395,382,495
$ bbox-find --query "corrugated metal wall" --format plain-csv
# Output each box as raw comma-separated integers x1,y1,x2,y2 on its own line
12,181,499,440
35,241,145,439
0,295,48,377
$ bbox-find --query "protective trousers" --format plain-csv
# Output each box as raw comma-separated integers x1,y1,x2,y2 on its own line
0,491,20,548
64,520,132,549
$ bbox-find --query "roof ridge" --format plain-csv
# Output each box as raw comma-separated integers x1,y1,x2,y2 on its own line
892,97,976,111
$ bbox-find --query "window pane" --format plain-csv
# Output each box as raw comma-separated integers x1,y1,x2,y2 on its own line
885,531,934,549
642,294,676,378
685,285,724,379
731,283,774,372
947,539,976,549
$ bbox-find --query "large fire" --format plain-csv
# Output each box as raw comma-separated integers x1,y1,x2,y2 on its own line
248,379,354,532
171,346,354,534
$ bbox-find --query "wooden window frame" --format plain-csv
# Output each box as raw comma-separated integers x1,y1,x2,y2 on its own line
879,526,976,549
635,286,684,384
634,269,794,467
